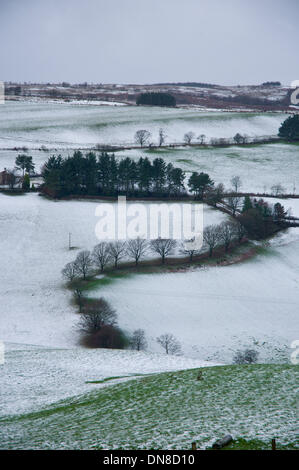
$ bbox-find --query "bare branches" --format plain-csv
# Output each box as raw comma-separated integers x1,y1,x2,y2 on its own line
126,237,148,266
230,175,242,193
79,298,117,334
218,221,237,252
92,242,111,272
108,241,127,268
150,238,176,264
157,333,182,355
226,194,242,216
203,224,221,257
61,261,77,281
130,329,147,351
184,131,195,145
74,250,93,280
134,129,151,147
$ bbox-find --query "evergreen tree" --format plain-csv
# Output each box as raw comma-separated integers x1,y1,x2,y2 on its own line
22,173,30,191
278,115,299,141
242,195,253,212
188,172,214,199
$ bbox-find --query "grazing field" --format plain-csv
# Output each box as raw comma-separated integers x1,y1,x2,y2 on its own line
1,345,213,416
0,364,297,450
0,101,285,149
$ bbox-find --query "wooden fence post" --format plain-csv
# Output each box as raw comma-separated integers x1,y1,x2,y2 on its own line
272,438,276,450
191,442,197,450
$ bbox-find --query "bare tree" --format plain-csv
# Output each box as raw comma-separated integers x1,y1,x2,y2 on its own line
184,131,195,145
180,239,200,262
62,261,77,281
203,224,220,257
230,176,242,193
79,298,117,334
108,241,127,268
74,250,93,280
198,134,206,145
233,133,246,144
205,183,225,207
92,242,111,272
74,288,84,313
150,238,176,264
234,219,247,242
158,128,166,146
271,183,286,196
130,329,147,351
126,237,148,266
157,333,182,355
6,168,18,189
218,221,237,252
134,129,151,147
226,194,242,216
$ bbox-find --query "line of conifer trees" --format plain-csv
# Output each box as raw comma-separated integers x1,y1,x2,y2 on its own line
42,151,199,198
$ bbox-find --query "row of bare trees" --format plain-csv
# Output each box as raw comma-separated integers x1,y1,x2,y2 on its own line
134,129,253,148
130,329,182,355
63,220,247,282
62,238,178,281
79,301,182,354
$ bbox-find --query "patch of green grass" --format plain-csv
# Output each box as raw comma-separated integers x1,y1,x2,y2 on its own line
85,375,130,384
226,153,240,158
144,147,182,155
176,158,193,164
1,364,297,450
85,373,150,384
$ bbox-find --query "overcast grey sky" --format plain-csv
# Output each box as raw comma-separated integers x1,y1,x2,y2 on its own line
0,0,298,85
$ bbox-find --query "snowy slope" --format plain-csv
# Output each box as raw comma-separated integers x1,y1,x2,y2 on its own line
0,101,285,148
89,231,299,363
1,345,214,416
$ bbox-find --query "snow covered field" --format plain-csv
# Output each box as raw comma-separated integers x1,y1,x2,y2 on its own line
0,193,226,415
89,228,299,364
121,143,299,194
1,345,214,416
0,193,227,346
0,102,298,430
0,101,285,149
0,193,298,418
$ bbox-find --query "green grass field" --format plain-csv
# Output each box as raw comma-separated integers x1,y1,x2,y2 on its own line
1,364,297,450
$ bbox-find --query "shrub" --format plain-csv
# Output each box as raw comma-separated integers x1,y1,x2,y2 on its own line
233,349,259,364
81,325,129,349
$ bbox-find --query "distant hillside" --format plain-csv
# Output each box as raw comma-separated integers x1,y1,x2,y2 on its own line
4,81,293,111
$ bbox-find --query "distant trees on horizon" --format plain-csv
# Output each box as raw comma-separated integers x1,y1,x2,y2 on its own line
136,92,176,107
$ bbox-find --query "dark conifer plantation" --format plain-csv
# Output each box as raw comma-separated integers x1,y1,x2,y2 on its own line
42,151,197,198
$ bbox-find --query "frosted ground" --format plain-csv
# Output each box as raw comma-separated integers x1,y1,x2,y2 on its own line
0,102,298,437
90,228,299,364
0,193,298,418
123,143,299,194
1,143,298,195
0,101,285,149
0,192,228,348
1,365,297,450
0,193,225,415
0,102,297,194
